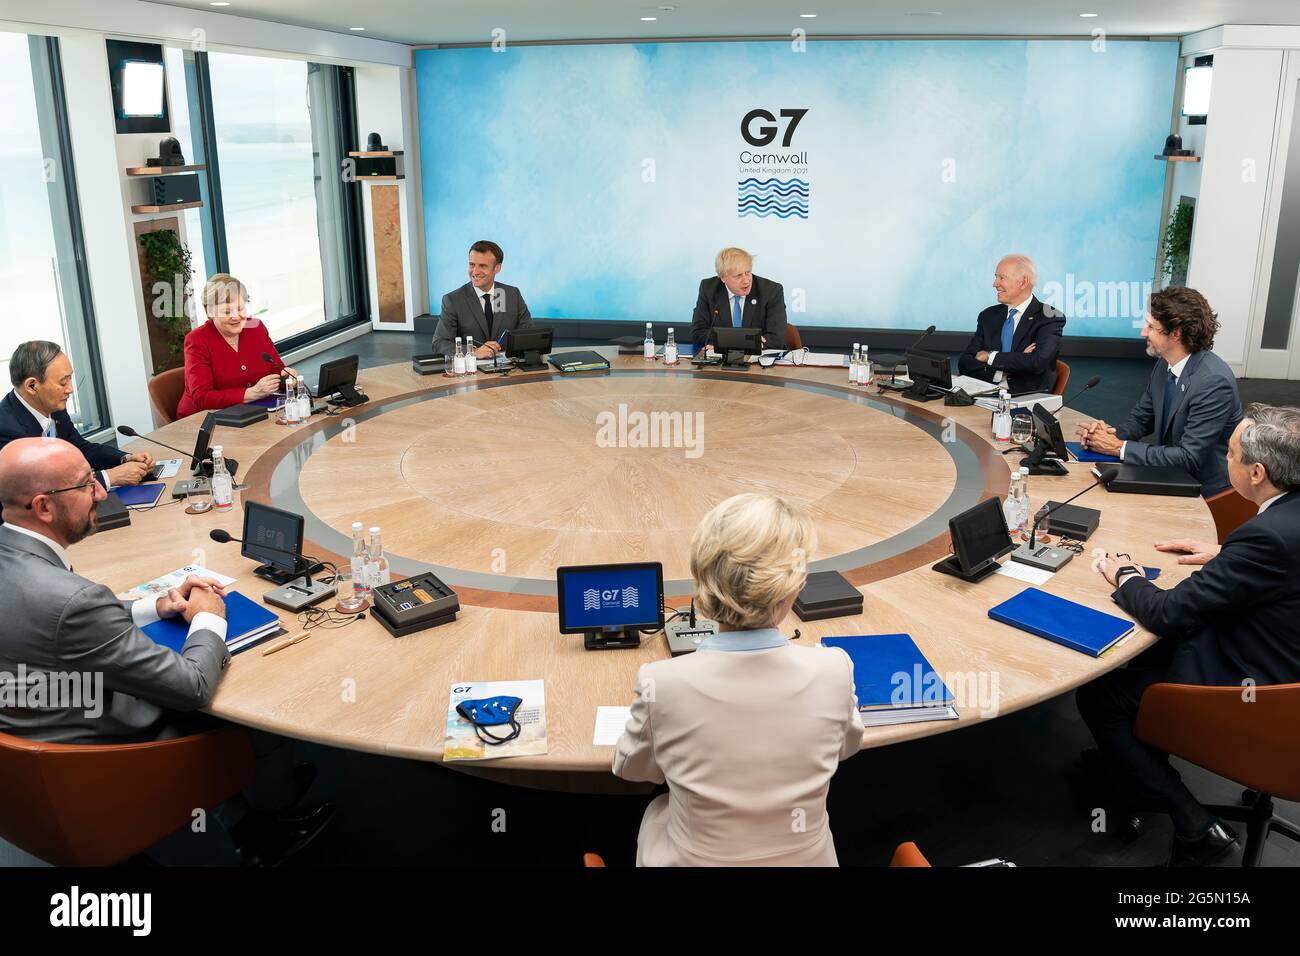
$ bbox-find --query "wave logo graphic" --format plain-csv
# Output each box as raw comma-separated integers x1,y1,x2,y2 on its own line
738,177,809,219
583,589,601,610
621,587,639,608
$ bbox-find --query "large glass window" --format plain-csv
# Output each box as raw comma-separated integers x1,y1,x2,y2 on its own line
0,33,105,432
167,49,366,348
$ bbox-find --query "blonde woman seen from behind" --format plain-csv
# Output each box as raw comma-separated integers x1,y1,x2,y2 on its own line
612,493,864,866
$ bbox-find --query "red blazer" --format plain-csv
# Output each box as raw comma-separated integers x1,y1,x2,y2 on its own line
176,319,284,419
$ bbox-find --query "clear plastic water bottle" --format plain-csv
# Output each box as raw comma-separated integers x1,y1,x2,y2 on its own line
284,378,300,424
210,444,233,512
664,328,679,366
993,389,1013,443
1003,469,1020,532
350,521,371,604
295,377,311,421
1016,468,1031,537
453,336,466,376
368,526,390,588
849,344,861,385
465,336,478,374
643,323,655,362
860,345,871,386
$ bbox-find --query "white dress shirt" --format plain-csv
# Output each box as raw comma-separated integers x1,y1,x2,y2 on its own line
986,294,1035,384
1120,353,1191,461
14,391,113,489
1,522,226,639
1257,492,1285,515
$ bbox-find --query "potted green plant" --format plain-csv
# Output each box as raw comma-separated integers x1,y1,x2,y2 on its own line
1161,202,1194,287
138,228,194,373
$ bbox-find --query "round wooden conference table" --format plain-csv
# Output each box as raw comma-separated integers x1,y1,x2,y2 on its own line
79,349,1214,790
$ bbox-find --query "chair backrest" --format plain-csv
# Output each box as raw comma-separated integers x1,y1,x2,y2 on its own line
582,852,606,867
1206,488,1258,544
889,841,932,867
786,323,803,351
0,728,253,865
1135,681,1300,802
147,366,186,427
1052,360,1071,396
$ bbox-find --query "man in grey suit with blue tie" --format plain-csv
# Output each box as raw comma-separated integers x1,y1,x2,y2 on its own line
1078,287,1242,496
432,240,533,360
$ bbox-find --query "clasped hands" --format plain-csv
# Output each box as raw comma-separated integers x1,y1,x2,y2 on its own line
107,452,157,486
154,574,228,623
1076,419,1124,456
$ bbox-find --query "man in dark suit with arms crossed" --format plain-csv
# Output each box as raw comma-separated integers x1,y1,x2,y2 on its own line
1080,403,1300,865
432,240,533,360
1076,286,1241,496
690,247,787,351
957,254,1066,395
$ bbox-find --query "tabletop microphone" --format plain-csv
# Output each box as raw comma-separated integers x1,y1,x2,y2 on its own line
874,325,936,371
209,528,335,611
1059,375,1102,413
116,425,191,460
1011,465,1120,571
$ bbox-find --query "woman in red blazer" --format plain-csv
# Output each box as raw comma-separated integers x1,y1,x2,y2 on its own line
176,274,299,419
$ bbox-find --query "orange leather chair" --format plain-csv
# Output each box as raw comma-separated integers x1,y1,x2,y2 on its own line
0,727,255,866
147,366,186,427
1205,488,1258,544
1135,681,1300,866
785,324,803,351
1052,360,1071,396
889,841,932,867
582,852,606,867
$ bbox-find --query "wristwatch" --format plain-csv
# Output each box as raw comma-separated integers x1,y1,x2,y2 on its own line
1114,565,1144,587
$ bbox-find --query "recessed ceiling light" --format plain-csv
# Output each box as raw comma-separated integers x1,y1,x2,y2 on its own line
800,13,818,17
209,1,230,6
905,11,943,16
349,26,366,31
641,16,657,21
657,5,675,10
1080,12,1099,16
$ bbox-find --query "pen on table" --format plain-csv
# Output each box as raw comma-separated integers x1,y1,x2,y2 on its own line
262,631,311,656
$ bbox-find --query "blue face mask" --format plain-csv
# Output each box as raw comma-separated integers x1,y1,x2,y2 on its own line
456,695,524,745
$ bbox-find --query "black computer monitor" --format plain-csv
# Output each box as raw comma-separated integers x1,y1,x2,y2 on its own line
505,327,554,370
318,355,364,406
556,561,665,650
903,348,952,399
241,501,321,584
190,412,215,473
1020,403,1071,476
710,326,762,367
932,497,1013,582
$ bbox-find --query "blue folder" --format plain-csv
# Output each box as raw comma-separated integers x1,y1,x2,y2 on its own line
112,483,166,507
142,591,280,655
1065,441,1120,464
987,587,1134,658
820,634,954,711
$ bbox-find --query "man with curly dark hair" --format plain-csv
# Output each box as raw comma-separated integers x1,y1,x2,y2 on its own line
1077,287,1242,496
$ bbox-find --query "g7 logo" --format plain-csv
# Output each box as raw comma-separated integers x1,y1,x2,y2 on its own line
741,108,809,147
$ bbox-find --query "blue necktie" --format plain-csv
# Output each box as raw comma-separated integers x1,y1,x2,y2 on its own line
1001,308,1017,353
43,420,56,438
731,295,743,328
1160,370,1177,437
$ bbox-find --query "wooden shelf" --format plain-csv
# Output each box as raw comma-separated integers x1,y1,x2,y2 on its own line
356,175,405,181
348,150,404,158
125,164,206,177
1154,155,1201,162
131,201,203,214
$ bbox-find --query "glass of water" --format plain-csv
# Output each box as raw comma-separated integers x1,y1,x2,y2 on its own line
1010,410,1034,447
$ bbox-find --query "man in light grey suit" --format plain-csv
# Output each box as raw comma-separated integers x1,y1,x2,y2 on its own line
432,239,533,359
0,438,229,744
1078,287,1242,497
0,438,333,865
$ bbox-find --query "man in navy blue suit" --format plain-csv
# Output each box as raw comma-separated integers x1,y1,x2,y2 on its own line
1081,403,1300,865
957,254,1066,395
690,247,787,351
1077,287,1242,496
0,341,152,490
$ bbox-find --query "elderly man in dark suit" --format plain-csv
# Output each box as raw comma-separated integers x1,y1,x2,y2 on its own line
0,437,332,864
1079,404,1300,865
0,341,152,490
1077,286,1242,496
432,240,533,359
690,247,788,351
957,254,1067,395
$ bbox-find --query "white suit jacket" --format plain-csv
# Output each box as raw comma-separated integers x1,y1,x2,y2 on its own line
613,631,864,866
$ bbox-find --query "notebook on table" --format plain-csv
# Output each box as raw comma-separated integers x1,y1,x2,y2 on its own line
820,633,959,726
987,587,1134,658
112,483,166,508
1065,441,1120,463
142,590,284,655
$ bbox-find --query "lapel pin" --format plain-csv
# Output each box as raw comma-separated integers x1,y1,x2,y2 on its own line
750,298,757,305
